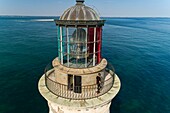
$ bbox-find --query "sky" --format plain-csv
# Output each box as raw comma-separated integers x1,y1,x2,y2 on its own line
0,0,170,17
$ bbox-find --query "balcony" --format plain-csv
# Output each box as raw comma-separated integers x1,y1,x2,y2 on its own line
45,61,115,100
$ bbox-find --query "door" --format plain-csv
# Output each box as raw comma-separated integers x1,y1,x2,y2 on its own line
74,76,82,93
68,74,73,91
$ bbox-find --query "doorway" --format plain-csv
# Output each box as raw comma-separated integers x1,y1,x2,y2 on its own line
68,74,73,91
74,76,82,93
96,75,101,93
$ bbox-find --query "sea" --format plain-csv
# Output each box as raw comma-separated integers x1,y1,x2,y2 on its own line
0,16,170,113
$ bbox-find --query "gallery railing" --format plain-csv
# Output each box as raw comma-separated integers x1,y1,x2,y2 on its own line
45,61,115,100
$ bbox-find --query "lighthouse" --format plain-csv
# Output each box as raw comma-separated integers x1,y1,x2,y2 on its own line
38,0,121,113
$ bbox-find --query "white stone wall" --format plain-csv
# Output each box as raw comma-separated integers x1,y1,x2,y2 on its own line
48,101,111,113
55,70,68,85
81,73,97,86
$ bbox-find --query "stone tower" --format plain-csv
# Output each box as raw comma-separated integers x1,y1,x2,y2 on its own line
38,0,121,113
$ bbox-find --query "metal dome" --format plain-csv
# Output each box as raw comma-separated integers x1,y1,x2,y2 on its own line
60,1,100,20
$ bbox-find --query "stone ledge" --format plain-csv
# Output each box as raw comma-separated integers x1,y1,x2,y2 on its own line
52,58,108,75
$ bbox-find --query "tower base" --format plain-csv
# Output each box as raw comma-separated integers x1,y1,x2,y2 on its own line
48,101,111,113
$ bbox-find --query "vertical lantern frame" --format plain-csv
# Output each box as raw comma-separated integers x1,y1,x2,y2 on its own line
56,20,105,68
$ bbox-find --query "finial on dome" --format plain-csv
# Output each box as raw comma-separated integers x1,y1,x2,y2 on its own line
76,0,84,3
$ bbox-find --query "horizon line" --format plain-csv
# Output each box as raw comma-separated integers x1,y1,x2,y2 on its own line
0,14,170,18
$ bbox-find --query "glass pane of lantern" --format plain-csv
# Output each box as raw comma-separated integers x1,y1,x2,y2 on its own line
87,54,93,67
63,54,67,64
77,58,86,68
61,40,66,55
58,26,66,64
95,41,101,53
62,27,66,38
69,27,87,68
57,26,61,61
87,42,94,54
68,27,76,38
96,27,102,41
69,57,76,68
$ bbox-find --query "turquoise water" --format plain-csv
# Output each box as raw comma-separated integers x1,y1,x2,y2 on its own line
0,16,170,113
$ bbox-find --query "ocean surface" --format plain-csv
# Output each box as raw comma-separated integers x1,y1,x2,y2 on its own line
0,16,170,113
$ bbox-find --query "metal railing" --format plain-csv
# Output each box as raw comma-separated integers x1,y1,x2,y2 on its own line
45,61,115,100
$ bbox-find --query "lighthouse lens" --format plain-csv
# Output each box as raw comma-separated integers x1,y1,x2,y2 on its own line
70,28,87,59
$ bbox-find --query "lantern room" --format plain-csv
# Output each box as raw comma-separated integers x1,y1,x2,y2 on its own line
55,0,105,68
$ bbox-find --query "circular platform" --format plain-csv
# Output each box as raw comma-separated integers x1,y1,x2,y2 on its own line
38,73,121,109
